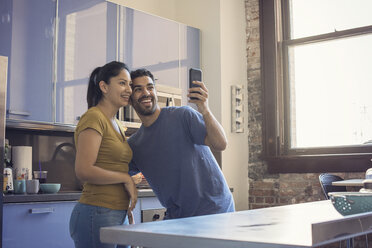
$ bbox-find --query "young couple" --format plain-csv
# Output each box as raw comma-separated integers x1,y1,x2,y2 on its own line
69,61,235,248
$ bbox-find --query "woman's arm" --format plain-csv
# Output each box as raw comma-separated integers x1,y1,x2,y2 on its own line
75,128,132,184
75,128,137,210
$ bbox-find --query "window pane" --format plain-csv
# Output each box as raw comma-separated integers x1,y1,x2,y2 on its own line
288,34,372,148
290,0,372,39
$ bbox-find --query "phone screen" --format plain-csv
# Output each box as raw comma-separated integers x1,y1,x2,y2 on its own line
189,68,202,100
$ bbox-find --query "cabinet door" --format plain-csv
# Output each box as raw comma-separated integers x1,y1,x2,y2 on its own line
1,0,55,122
119,7,180,88
180,25,201,106
130,196,164,224
55,0,117,125
140,196,164,210
131,199,142,225
3,201,77,248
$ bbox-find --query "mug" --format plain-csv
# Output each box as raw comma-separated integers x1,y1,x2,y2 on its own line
14,179,26,194
366,168,372,179
33,171,47,184
26,179,40,194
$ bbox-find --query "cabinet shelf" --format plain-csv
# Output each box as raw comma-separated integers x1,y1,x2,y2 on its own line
6,119,76,133
6,118,140,135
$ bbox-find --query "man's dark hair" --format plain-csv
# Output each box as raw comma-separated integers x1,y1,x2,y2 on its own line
130,68,155,83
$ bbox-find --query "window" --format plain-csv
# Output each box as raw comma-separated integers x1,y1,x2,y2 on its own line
261,0,372,172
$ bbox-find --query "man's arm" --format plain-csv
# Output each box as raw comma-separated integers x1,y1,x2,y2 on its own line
188,81,227,151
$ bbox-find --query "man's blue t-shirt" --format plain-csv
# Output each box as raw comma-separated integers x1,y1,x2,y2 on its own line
128,106,235,219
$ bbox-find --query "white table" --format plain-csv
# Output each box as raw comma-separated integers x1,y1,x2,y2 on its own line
100,200,372,248
332,179,364,187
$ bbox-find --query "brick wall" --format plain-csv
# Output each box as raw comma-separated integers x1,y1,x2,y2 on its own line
244,0,364,210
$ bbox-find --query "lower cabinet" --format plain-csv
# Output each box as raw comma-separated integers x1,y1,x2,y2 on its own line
2,196,164,248
3,201,77,248
132,196,166,224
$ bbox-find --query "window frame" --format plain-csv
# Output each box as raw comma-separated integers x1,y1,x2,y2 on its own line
260,0,372,173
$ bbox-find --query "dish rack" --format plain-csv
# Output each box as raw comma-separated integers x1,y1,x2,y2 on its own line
329,192,372,216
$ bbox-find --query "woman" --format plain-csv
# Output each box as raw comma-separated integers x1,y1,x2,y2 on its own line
69,61,136,248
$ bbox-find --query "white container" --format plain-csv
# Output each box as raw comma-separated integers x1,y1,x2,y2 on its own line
366,168,372,179
26,179,40,194
12,146,32,180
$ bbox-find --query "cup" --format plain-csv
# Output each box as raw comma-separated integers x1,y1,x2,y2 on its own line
366,168,372,179
26,179,40,194
14,179,26,194
33,171,48,184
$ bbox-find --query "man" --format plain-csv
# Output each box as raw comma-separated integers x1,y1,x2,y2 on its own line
128,68,234,219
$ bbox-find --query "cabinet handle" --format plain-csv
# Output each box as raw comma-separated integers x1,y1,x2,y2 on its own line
29,208,55,214
7,109,30,116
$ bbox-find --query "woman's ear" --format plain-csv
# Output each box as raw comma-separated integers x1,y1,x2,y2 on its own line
98,80,108,93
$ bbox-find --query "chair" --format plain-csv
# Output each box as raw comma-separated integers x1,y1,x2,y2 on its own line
319,173,347,200
319,173,369,248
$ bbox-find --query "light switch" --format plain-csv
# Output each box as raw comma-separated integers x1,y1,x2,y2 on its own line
231,85,244,133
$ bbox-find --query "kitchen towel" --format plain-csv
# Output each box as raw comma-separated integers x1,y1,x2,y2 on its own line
12,146,32,180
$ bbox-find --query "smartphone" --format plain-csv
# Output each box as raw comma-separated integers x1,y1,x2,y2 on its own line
189,68,202,100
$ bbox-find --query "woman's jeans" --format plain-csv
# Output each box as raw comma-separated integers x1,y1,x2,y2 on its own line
69,202,129,248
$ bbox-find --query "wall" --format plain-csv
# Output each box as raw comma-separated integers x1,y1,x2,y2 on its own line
108,0,249,210
5,129,79,192
219,0,249,212
107,0,178,21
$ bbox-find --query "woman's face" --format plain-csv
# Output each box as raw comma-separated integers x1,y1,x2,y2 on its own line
104,69,132,108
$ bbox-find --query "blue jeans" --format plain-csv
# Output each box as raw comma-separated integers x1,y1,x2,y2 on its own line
69,202,130,248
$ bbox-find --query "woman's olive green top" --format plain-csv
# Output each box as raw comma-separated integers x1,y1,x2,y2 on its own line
74,107,132,210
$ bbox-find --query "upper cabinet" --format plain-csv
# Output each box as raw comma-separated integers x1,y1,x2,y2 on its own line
0,1,200,125
119,8,180,88
0,0,55,122
56,0,117,124
118,8,200,106
180,25,201,106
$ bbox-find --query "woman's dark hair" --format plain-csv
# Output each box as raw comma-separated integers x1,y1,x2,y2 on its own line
130,68,155,83
87,61,130,108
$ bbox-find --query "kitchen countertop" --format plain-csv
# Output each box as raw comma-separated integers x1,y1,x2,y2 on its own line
101,200,372,248
3,188,155,204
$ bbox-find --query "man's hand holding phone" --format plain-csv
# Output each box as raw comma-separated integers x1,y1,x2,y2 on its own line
189,68,202,100
188,68,210,115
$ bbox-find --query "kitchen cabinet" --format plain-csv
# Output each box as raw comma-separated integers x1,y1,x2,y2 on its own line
0,0,200,126
2,201,77,248
132,196,165,224
2,191,163,248
0,0,55,122
55,0,117,125
180,24,201,106
118,8,200,106
119,7,180,89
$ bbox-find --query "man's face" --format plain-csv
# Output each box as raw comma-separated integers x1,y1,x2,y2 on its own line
130,76,158,116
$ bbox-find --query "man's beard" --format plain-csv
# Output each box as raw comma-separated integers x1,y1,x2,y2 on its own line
132,96,157,116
